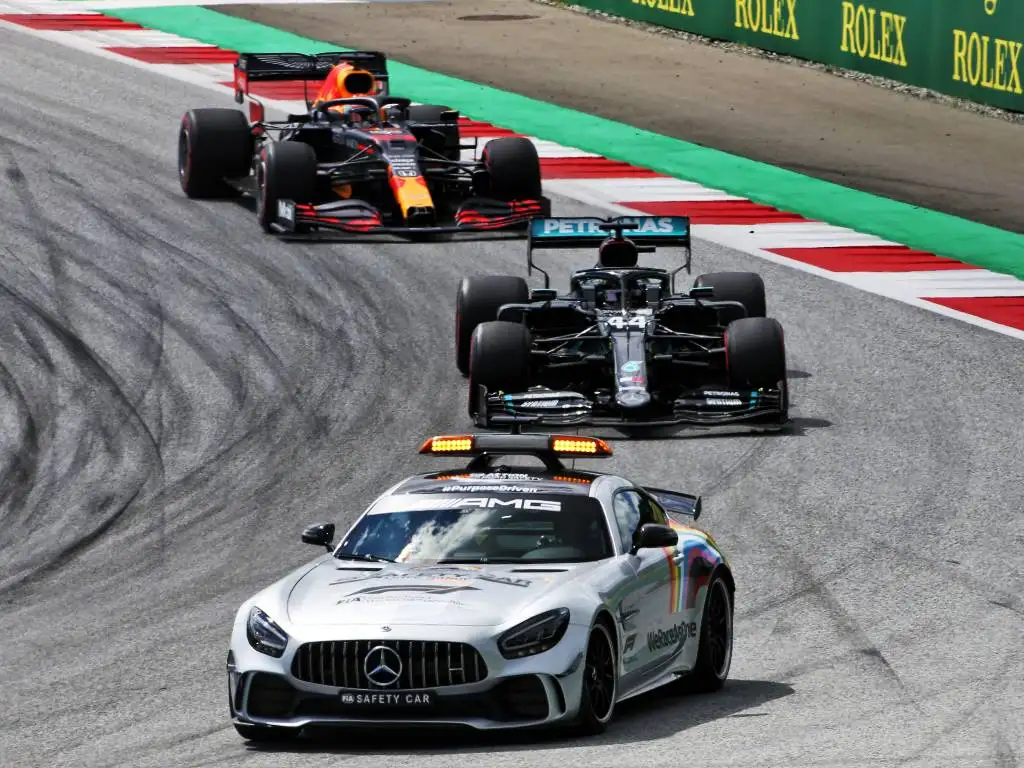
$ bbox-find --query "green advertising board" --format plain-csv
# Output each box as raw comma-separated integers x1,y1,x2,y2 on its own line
574,0,1022,112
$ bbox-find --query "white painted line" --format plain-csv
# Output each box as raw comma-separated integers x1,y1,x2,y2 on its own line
545,177,742,203
737,222,902,248
898,299,1024,341
0,1,84,12
63,29,198,46
172,62,236,80
527,139,600,158
842,270,1024,298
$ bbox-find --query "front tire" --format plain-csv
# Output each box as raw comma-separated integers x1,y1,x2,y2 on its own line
726,317,786,386
572,620,618,735
482,137,542,201
256,141,317,232
467,321,531,418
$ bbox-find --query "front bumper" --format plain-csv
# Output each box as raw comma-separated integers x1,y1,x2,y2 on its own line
227,623,589,732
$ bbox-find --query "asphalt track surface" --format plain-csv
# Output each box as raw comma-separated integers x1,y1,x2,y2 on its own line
224,0,1024,234
0,26,1022,768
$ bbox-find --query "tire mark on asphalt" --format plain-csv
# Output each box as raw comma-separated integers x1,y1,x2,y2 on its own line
693,350,812,502
0,147,165,472
0,355,39,518
892,650,1019,767
0,146,164,595
740,508,926,714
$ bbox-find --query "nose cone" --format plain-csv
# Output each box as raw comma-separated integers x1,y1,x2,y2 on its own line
616,389,650,408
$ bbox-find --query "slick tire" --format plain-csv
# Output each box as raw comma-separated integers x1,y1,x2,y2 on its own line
694,271,767,324
571,619,618,735
455,275,529,376
482,137,542,201
256,141,317,233
406,104,460,161
677,568,734,694
233,723,300,743
178,108,252,199
467,321,532,418
725,317,789,417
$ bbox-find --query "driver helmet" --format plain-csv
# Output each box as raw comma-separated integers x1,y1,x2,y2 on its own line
335,103,376,125
598,236,639,268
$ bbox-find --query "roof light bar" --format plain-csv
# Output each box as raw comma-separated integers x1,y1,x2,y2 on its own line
418,433,612,459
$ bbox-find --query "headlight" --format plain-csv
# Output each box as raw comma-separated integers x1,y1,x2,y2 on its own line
497,608,570,659
246,607,289,657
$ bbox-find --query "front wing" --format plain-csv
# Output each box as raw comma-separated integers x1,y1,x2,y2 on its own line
471,385,788,430
270,197,550,237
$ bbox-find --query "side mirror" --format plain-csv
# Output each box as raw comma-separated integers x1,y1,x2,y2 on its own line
689,285,714,299
530,288,558,302
440,109,460,123
301,522,335,551
630,523,678,555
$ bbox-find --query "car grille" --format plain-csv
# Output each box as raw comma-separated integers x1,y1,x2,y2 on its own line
291,639,488,690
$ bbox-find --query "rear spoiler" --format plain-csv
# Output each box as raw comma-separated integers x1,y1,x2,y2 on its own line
233,51,390,110
643,486,702,520
527,216,692,287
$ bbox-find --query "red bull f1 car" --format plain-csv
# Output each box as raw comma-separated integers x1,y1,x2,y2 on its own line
177,51,550,236
455,217,789,433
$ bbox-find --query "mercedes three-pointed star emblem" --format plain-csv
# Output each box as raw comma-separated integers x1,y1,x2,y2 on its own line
363,645,403,687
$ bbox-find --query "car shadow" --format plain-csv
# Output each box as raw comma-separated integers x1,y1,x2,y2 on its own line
247,678,793,755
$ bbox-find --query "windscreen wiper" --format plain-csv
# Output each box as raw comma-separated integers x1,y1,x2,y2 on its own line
334,552,395,563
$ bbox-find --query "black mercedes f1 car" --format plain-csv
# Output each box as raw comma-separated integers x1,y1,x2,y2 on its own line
176,51,549,236
455,216,789,431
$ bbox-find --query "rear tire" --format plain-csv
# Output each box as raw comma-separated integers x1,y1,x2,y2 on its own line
406,104,460,161
178,108,252,199
467,321,531,418
694,271,766,324
680,569,733,693
256,141,317,232
456,276,529,375
571,620,618,735
482,137,542,201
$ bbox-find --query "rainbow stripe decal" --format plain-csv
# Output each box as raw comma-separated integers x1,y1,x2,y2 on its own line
662,536,720,614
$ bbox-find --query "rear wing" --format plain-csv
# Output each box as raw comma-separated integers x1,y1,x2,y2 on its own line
643,486,702,520
527,216,692,288
232,51,390,109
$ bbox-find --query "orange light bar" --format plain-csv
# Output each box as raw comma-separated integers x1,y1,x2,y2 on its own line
550,436,613,456
553,475,593,484
419,435,475,454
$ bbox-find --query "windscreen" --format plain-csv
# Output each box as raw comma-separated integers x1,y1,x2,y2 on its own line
336,494,613,564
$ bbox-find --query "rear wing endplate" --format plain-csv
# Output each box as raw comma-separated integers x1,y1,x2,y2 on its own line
527,216,692,287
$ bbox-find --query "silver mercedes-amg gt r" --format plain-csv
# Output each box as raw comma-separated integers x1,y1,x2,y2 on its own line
227,433,735,741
